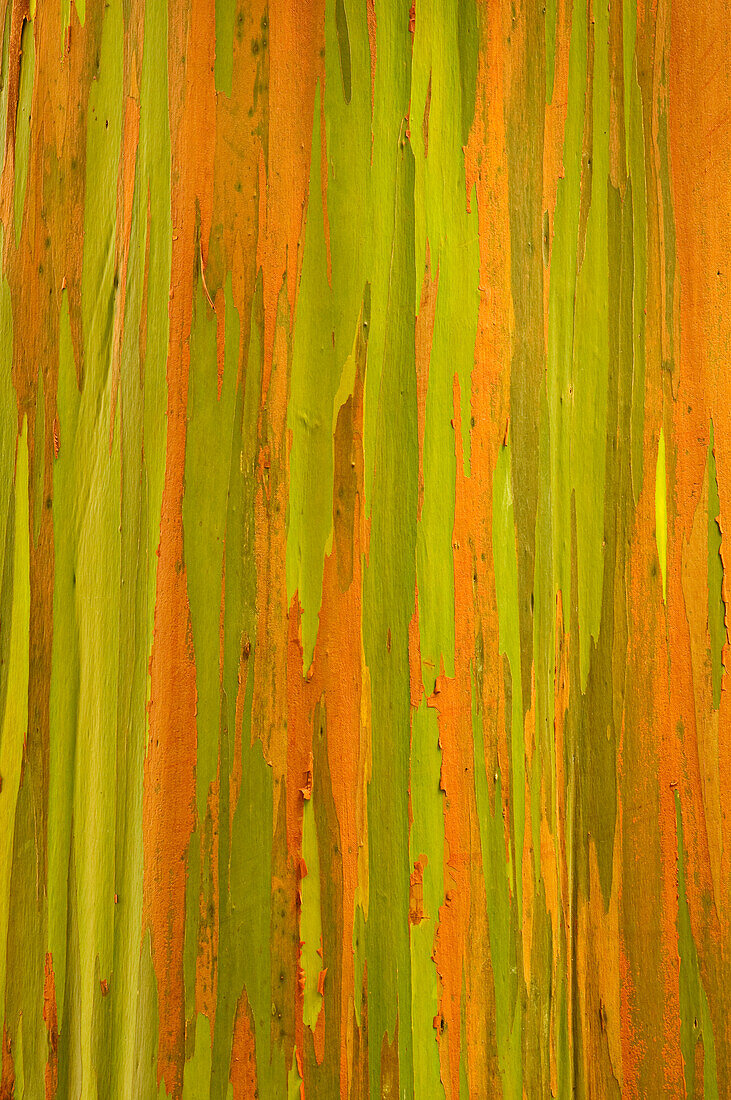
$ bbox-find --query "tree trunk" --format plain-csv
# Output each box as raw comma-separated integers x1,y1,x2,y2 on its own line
0,0,729,1096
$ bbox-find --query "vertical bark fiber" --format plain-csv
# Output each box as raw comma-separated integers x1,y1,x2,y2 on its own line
1,0,730,1096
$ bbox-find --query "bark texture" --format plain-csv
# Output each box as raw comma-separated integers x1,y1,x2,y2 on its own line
0,0,730,1096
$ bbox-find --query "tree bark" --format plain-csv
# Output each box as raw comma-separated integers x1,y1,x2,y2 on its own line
0,0,729,1096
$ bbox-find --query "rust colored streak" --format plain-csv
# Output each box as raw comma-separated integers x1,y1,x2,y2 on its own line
251,277,293,1066
409,855,427,925
460,17,514,1088
3,0,66,884
0,1026,14,1100
287,602,313,1079
252,282,289,772
608,0,627,190
208,0,268,342
142,0,216,1094
429,660,472,1100
679,479,723,913
195,771,220,1037
143,537,197,1096
408,585,423,711
541,0,572,352
618,938,643,1097
432,376,502,1097
287,600,314,863
229,986,259,1099
0,1,29,238
366,0,376,125
464,0,512,810
620,423,680,1097
317,544,365,1094
319,350,368,1096
261,0,325,372
1,0,75,989
614,0,684,1090
553,591,570,992
43,954,58,1099
668,0,731,1071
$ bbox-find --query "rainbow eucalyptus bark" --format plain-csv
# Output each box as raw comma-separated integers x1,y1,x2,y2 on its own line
0,0,730,1097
